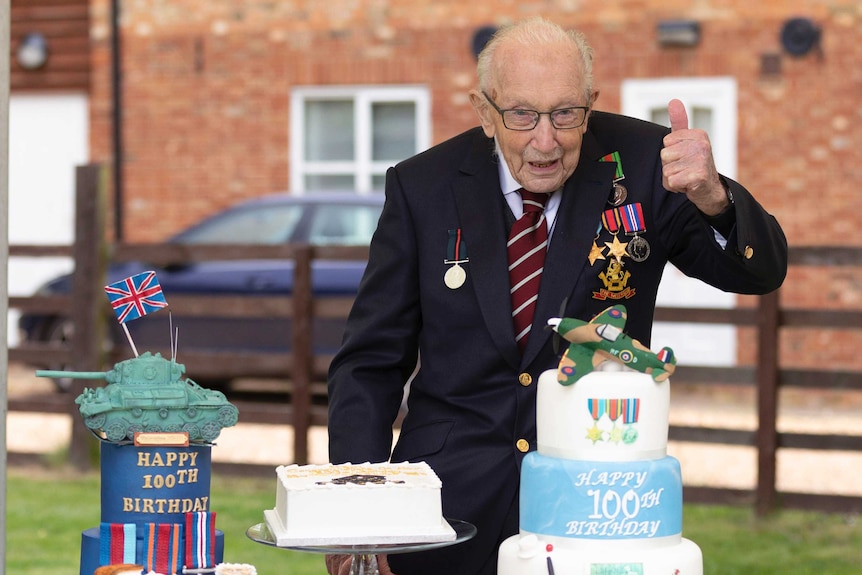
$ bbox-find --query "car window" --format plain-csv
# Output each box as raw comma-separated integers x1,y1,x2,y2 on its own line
177,204,305,245
308,204,382,246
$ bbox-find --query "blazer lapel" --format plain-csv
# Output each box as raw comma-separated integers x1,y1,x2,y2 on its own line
453,132,522,370
522,133,619,365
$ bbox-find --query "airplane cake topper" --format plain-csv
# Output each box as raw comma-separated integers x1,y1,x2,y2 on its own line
547,304,676,386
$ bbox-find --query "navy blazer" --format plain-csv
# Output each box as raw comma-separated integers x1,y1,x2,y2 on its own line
328,112,787,575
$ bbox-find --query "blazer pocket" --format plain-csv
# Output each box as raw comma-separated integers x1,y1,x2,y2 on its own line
391,419,455,462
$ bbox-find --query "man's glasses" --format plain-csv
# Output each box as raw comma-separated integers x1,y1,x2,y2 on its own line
483,91,589,131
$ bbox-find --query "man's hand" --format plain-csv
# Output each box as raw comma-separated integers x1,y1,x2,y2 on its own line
660,99,729,216
325,554,397,575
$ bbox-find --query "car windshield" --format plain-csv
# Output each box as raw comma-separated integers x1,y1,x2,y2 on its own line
177,204,304,245
308,204,381,245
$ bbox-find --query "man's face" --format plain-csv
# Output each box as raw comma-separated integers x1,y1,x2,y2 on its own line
472,41,596,195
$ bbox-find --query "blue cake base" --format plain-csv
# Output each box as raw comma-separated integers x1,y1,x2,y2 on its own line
80,526,224,575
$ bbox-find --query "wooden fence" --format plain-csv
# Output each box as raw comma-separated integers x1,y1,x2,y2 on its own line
8,164,862,515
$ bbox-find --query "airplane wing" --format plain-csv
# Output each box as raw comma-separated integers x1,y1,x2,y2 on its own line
556,343,596,386
589,304,628,330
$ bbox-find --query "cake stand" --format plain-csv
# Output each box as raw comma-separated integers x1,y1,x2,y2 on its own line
246,519,476,575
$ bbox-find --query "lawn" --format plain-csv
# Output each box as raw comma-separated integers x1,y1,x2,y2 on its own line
7,466,862,574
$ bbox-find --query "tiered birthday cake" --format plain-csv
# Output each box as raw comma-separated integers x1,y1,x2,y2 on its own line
497,305,703,575
38,352,240,575
264,461,456,546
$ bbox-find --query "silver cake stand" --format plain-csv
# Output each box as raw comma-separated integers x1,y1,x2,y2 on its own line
246,519,476,575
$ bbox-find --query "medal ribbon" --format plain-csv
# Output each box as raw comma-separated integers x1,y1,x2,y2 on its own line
144,522,183,575
185,511,217,570
599,151,625,181
620,202,646,235
100,522,137,565
446,229,468,261
588,398,608,421
601,208,621,234
623,398,641,424
607,398,624,422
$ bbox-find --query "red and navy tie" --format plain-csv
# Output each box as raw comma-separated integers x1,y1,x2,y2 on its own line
508,189,550,353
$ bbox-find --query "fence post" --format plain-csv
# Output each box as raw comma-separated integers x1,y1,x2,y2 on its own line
755,288,781,515
68,164,108,470
291,244,314,464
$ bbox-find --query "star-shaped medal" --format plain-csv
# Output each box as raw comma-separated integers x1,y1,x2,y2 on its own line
608,424,624,445
586,423,604,444
604,235,629,263
588,241,606,266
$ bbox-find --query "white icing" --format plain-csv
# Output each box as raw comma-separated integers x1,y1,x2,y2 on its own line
266,461,455,546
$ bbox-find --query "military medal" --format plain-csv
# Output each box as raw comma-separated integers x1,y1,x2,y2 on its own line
620,202,650,262
444,228,468,289
588,223,606,266
601,208,628,263
599,151,627,206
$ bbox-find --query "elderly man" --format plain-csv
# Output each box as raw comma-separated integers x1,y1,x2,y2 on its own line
326,16,786,575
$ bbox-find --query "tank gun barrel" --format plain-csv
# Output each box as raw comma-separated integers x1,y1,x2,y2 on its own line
36,370,109,380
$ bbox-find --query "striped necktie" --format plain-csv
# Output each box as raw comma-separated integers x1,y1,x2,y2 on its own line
508,189,549,353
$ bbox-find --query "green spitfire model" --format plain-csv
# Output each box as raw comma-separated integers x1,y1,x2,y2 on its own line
37,352,239,443
547,305,676,386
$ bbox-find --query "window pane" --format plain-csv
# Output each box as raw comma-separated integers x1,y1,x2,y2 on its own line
371,174,386,191
304,174,355,191
305,100,354,161
309,204,383,245
372,102,416,161
650,106,713,131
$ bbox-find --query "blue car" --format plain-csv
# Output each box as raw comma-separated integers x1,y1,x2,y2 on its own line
19,193,385,391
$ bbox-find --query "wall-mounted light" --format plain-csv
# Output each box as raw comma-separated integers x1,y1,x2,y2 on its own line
657,20,701,48
780,17,821,57
17,32,49,70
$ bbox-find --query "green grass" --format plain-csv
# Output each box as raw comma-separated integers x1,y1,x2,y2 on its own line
7,466,862,574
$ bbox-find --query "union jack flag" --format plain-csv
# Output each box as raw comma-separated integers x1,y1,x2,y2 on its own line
104,271,169,323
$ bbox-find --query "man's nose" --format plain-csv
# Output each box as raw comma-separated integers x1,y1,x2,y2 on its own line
531,114,558,151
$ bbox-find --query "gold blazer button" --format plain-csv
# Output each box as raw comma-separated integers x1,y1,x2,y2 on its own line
518,373,533,386
516,439,530,452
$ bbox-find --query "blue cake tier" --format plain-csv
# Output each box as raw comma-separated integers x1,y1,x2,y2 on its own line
520,452,683,542
80,442,220,575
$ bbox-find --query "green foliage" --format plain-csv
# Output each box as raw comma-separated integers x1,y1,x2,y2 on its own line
7,468,862,575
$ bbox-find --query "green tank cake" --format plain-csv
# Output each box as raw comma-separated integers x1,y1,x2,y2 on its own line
37,270,244,575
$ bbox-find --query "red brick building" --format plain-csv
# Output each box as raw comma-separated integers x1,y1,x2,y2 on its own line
12,0,862,367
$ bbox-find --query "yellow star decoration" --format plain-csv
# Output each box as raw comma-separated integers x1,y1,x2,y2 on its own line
586,423,604,444
604,235,629,263
588,241,606,266
608,424,624,445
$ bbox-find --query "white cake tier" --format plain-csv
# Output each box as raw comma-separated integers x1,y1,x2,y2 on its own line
537,366,669,461
498,532,703,575
265,462,456,546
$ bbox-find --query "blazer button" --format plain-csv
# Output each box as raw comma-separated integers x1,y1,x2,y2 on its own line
744,245,754,259
518,373,533,386
516,439,530,452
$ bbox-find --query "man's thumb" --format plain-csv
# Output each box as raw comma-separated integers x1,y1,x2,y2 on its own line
668,99,688,132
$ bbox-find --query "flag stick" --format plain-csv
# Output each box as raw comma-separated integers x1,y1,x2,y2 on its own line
122,323,139,357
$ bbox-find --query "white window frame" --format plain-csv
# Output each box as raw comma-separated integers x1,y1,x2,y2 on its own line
621,77,738,366
290,85,431,195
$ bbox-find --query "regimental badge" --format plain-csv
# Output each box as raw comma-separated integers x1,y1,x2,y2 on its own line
594,258,635,300
599,151,628,207
444,228,469,289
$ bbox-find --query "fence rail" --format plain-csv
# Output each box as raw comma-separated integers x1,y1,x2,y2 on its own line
7,164,862,515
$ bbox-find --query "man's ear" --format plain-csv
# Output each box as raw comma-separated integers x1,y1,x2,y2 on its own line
469,89,496,138
582,89,600,131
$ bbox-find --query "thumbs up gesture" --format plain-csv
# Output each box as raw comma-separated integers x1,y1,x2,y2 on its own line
660,99,730,216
